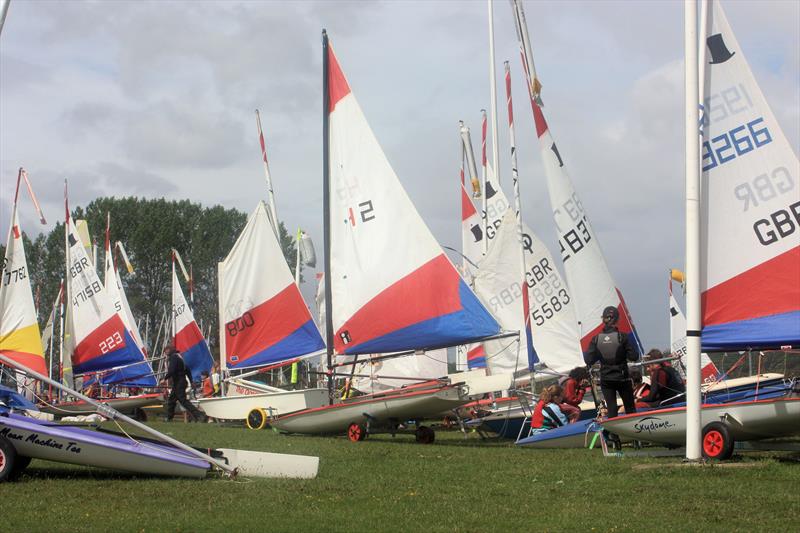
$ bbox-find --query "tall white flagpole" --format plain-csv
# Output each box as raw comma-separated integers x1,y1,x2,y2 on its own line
684,0,702,461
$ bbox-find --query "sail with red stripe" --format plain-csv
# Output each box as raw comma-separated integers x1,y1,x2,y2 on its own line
219,202,325,370
700,1,800,350
327,42,499,355
172,259,212,381
65,206,141,376
0,174,46,375
511,0,642,356
527,100,642,355
100,216,155,387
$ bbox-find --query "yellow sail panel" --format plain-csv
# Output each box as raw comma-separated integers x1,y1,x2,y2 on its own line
0,209,46,375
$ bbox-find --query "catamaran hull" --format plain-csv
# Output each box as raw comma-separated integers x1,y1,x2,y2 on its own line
601,397,800,446
271,385,469,435
197,388,328,420
39,393,162,417
0,413,209,478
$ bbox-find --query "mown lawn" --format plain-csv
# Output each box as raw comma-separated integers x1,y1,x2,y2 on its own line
2,421,797,532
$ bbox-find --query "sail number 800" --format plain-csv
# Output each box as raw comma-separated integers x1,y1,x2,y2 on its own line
226,312,255,337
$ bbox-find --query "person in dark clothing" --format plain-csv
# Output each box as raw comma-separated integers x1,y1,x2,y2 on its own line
583,306,638,418
637,349,686,409
162,344,207,422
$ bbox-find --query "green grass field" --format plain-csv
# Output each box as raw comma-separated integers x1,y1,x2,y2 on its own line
2,421,798,532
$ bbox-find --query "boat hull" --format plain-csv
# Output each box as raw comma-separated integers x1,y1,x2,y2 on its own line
197,388,329,420
271,384,469,435
39,393,162,416
516,419,600,449
0,413,209,478
601,397,800,446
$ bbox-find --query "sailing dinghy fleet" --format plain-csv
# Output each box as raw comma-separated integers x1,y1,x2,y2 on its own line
1,0,799,483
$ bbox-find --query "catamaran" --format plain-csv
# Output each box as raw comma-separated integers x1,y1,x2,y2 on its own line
602,0,800,459
270,32,502,442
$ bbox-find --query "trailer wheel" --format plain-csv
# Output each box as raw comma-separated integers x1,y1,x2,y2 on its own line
133,408,148,422
0,435,18,483
702,422,734,460
415,426,435,444
348,423,367,442
246,408,268,430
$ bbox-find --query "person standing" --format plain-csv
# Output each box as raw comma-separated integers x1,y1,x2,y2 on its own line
162,343,207,422
583,306,638,418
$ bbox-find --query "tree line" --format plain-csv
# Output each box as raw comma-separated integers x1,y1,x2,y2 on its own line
3,196,297,356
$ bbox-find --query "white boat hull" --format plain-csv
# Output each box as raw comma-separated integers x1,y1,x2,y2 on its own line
601,397,800,446
271,384,469,435
196,388,328,420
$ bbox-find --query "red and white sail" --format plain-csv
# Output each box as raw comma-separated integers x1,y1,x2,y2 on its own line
172,257,212,381
700,1,800,350
65,200,140,376
218,202,325,371
326,42,499,355
527,103,641,353
0,173,46,375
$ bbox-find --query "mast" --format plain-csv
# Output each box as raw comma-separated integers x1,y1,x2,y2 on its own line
0,0,10,37
487,0,500,186
322,29,335,404
684,0,702,461
480,109,488,254
504,61,533,369
255,109,280,238
459,121,481,198
295,228,302,287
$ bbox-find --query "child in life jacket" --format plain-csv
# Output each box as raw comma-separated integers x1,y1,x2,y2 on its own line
531,385,570,433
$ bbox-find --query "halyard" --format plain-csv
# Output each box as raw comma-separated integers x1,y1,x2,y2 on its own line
2,421,797,532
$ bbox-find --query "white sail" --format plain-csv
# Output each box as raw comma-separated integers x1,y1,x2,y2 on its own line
463,165,583,372
700,0,800,350
0,206,46,375
65,213,139,376
326,43,499,355
352,349,448,393
218,202,324,371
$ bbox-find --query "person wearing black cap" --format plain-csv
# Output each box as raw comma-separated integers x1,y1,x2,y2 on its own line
583,306,637,418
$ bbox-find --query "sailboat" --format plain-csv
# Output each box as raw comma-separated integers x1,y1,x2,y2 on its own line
602,0,800,459
41,187,161,417
0,169,47,379
196,202,328,425
171,251,212,382
270,32,501,442
511,0,643,355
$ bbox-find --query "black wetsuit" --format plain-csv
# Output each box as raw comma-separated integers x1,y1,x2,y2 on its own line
584,327,638,418
164,350,206,422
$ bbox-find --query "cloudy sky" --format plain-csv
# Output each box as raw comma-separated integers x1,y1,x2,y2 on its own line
1,0,798,350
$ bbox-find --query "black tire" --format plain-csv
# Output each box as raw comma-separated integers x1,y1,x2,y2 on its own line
347,423,367,442
246,408,268,430
702,421,734,460
0,435,19,483
415,425,435,444
133,408,148,422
